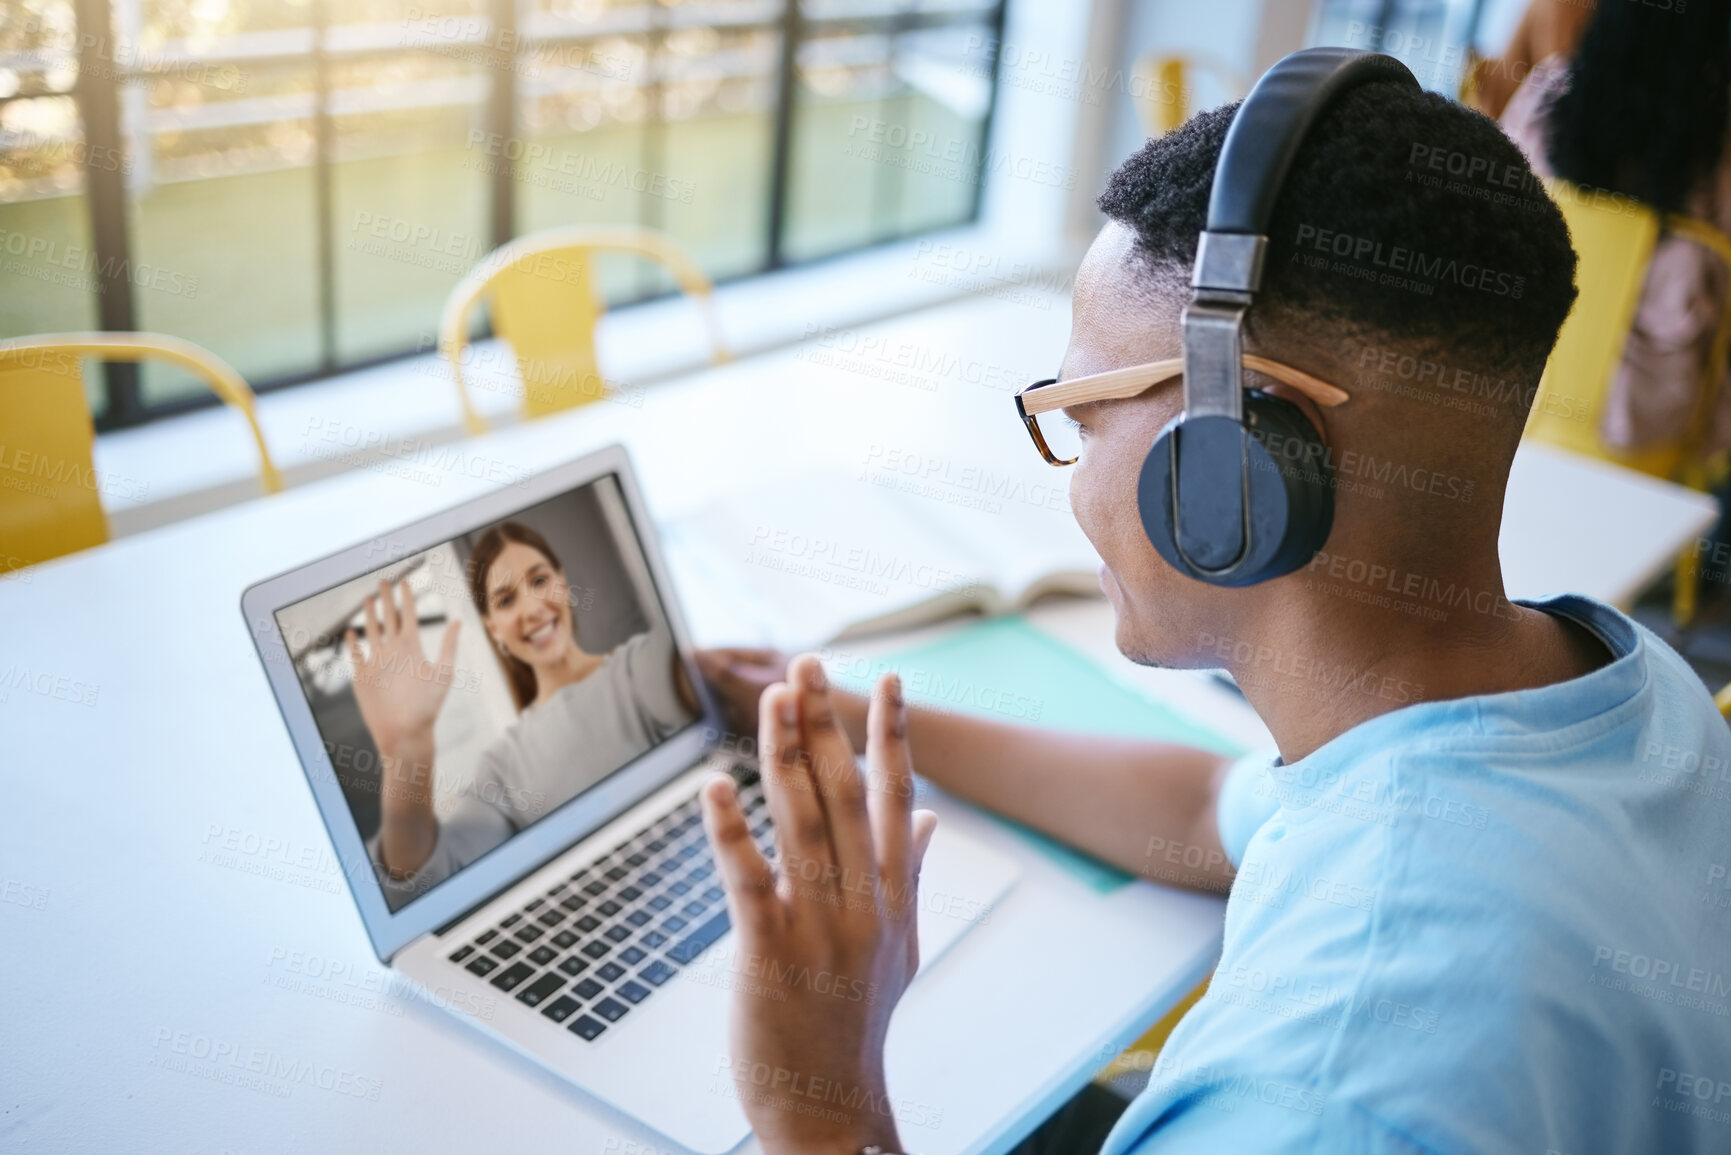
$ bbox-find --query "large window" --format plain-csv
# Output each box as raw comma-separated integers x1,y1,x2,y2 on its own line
0,0,1005,428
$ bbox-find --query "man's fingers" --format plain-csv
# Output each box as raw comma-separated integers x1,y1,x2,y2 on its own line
867,673,917,896
905,809,938,970
912,810,939,872
790,655,872,880
759,683,834,884
700,773,779,939
344,628,366,672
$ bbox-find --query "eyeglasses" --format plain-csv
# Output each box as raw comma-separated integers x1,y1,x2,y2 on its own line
1012,355,1351,466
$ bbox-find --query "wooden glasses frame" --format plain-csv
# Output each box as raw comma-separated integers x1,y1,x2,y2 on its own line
1012,355,1351,466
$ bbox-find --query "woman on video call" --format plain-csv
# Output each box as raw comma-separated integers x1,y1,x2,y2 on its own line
345,521,697,899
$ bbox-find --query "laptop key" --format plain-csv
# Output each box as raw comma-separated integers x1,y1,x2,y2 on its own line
500,913,522,928
617,980,651,1005
492,940,522,960
514,924,544,943
474,929,498,945
639,960,676,986
574,977,604,999
669,880,692,897
618,885,642,902
528,945,558,966
490,962,535,992
557,955,589,976
537,909,565,927
542,996,581,1023
640,871,663,887
626,852,648,867
681,899,707,918
581,941,611,959
640,930,668,949
662,915,687,933
603,925,631,944
559,894,587,912
647,895,672,912
619,946,646,966
525,897,545,912
552,930,579,949
576,914,602,933
582,880,608,897
667,910,732,965
625,910,651,927
448,945,475,963
597,900,622,917
516,972,565,1007
465,955,499,977
702,886,724,902
597,961,626,982
568,1015,606,1041
593,997,629,1023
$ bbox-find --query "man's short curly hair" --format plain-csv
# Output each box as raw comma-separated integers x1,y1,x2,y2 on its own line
1097,83,1578,388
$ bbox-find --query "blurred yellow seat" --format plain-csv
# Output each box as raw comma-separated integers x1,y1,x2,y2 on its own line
1092,976,1210,1090
439,226,730,434
0,332,281,573
1132,54,1247,137
1525,179,1731,623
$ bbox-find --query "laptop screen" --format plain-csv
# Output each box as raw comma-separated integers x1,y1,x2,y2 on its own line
273,472,701,912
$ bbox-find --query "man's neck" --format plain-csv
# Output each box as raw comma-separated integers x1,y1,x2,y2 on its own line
1228,571,1611,764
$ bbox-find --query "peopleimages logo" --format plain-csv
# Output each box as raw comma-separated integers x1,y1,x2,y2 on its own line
1292,223,1526,299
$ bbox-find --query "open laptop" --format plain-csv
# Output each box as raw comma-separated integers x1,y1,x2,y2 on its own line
241,442,1020,1153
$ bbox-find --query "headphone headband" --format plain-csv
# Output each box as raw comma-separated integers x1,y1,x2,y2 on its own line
1204,48,1420,247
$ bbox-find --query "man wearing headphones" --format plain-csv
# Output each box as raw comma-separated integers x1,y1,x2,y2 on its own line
693,50,1731,1155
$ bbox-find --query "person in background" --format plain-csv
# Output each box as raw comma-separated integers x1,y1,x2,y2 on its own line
1465,0,1592,121
1495,0,1731,458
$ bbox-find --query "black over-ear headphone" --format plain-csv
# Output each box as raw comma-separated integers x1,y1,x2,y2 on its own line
1138,48,1420,587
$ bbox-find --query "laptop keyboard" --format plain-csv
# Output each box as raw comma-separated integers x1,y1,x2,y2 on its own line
443,767,773,1043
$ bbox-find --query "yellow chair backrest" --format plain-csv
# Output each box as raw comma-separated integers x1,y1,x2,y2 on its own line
1524,180,1666,471
0,333,281,572
1132,53,1248,138
439,226,729,434
1526,179,1731,484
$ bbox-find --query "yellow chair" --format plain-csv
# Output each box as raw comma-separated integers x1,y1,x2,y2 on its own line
1525,179,1731,624
1132,53,1248,138
439,226,730,435
1093,976,1210,1090
0,332,282,572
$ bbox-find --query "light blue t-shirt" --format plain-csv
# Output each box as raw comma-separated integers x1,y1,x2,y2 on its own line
1102,594,1731,1155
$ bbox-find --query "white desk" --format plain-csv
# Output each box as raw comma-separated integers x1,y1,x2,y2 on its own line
2,293,1715,1152
0,295,1235,1155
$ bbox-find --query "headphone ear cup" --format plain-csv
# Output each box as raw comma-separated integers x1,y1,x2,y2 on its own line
1137,391,1334,587
1239,390,1335,581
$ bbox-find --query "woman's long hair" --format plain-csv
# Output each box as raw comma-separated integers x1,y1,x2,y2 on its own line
1544,0,1731,216
466,521,568,712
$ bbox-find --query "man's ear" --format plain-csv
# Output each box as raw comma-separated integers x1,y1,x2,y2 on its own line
1260,378,1332,445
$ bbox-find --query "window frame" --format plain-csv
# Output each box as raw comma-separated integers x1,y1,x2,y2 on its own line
10,0,1007,430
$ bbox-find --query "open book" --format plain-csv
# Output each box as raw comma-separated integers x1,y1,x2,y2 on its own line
661,463,1104,650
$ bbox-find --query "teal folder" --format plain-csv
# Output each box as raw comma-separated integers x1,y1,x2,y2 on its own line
828,615,1247,893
